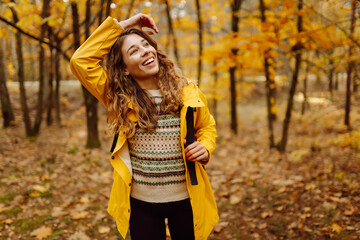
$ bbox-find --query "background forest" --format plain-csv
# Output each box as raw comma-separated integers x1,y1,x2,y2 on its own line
0,0,359,239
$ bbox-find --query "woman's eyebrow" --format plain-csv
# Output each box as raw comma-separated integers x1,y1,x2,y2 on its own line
127,39,147,53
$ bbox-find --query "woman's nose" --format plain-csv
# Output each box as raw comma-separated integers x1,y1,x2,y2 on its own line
140,47,150,56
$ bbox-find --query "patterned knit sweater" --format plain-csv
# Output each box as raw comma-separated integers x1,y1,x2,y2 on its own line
128,89,189,203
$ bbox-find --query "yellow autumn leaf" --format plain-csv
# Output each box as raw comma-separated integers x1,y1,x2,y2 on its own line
270,105,278,115
30,191,41,198
33,185,48,193
48,18,62,27
305,182,316,190
71,211,89,220
98,226,110,234
331,223,342,234
31,226,53,239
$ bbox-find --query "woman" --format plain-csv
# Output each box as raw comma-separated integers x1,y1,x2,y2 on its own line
70,13,218,240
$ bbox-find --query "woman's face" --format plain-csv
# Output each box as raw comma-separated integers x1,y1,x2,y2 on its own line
121,34,159,84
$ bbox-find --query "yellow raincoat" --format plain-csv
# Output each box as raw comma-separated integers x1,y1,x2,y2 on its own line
70,16,218,240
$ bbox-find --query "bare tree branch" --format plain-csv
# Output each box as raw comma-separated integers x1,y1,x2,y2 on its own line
0,16,71,61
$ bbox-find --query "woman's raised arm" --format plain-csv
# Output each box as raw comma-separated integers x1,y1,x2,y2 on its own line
70,14,158,107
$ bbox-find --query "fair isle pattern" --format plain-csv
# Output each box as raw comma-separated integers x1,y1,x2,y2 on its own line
128,89,189,203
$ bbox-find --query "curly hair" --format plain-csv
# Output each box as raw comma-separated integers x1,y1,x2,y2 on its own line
105,28,188,138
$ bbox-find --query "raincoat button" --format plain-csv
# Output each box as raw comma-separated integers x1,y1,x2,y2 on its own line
111,156,114,159
198,100,200,102
129,183,131,187
128,209,130,213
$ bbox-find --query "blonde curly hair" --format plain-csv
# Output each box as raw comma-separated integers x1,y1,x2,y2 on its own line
105,28,187,138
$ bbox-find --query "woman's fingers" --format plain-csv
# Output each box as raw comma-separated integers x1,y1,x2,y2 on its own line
184,141,208,162
139,14,159,33
121,13,159,33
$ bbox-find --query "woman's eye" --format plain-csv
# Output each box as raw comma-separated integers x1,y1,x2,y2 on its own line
130,49,138,54
144,42,149,47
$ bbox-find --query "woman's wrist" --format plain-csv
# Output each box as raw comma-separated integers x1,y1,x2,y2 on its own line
119,20,128,30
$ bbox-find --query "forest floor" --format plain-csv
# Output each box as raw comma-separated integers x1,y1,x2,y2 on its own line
0,83,360,240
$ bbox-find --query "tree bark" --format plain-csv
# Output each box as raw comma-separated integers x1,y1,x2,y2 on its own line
278,0,303,152
85,0,101,148
345,0,356,127
301,54,310,115
195,0,203,86
71,0,101,148
98,0,105,25
47,27,54,126
229,0,242,134
328,58,334,100
164,0,181,69
105,0,111,17
10,5,33,136
126,0,135,19
0,36,15,128
335,72,339,90
259,0,276,148
212,60,218,121
54,38,62,126
33,0,51,134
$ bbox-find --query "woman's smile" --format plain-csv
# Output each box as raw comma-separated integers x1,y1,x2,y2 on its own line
121,34,159,87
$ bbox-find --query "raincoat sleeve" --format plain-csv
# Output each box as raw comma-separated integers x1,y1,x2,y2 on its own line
194,89,217,164
69,17,123,107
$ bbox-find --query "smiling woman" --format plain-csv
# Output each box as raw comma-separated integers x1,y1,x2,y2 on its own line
70,13,218,240
121,34,159,86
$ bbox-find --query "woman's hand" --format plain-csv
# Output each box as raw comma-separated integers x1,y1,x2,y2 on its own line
119,13,159,34
184,140,209,164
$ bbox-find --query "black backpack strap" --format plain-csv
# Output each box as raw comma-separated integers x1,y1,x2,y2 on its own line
185,107,198,185
110,129,119,153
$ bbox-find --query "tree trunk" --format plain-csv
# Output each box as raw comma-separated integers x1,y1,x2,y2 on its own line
301,55,310,115
98,0,105,25
195,0,203,86
335,72,339,90
278,0,303,152
10,5,33,136
230,66,237,134
212,60,218,121
345,0,356,127
47,27,54,126
33,0,51,135
126,0,135,19
259,0,276,148
54,38,62,126
328,59,334,100
164,0,181,69
0,36,15,128
105,0,111,17
71,1,101,148
229,0,242,134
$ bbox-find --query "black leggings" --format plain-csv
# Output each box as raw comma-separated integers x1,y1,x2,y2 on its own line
129,197,195,240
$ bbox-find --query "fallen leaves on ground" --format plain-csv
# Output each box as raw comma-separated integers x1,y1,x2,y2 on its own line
0,87,359,239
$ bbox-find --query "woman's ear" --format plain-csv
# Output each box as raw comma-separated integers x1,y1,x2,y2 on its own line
124,69,129,76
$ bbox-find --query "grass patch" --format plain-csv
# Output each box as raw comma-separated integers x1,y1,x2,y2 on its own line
27,136,37,142
13,215,52,232
0,194,15,204
67,147,78,154
90,204,101,211
1,206,22,216
40,191,52,198
50,230,64,238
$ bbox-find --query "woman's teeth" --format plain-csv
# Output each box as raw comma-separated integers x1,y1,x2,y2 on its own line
143,58,154,65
